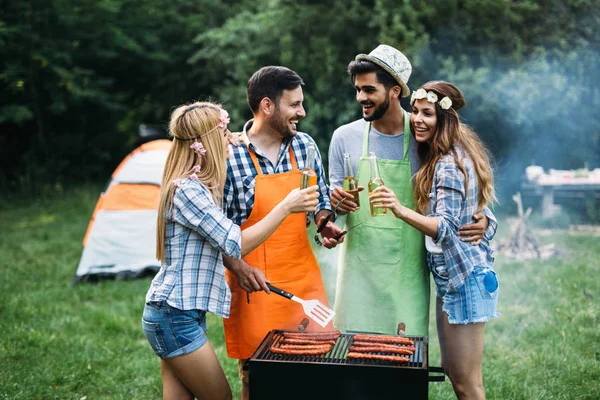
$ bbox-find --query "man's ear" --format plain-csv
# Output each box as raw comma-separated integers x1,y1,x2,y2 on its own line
260,98,273,116
390,85,401,99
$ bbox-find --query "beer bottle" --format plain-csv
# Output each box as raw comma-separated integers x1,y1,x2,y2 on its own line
342,153,360,209
368,151,387,216
300,143,317,192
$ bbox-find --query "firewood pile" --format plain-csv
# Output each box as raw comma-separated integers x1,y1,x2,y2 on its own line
497,192,561,260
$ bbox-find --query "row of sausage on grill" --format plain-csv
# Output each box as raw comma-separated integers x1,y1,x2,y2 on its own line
269,330,415,363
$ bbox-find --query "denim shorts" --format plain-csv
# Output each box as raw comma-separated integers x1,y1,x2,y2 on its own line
142,301,208,359
428,254,500,325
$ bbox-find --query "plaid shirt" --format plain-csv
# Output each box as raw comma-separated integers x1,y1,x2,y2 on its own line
428,147,498,290
146,179,241,317
224,119,331,226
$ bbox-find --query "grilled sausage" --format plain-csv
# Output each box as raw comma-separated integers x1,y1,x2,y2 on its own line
282,331,341,340
346,352,410,363
281,338,336,346
351,341,415,351
270,345,332,355
348,345,414,355
278,344,334,351
352,334,415,345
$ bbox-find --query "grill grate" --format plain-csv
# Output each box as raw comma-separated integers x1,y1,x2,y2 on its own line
252,330,427,369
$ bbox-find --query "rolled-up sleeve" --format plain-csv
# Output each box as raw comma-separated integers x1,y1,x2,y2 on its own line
173,183,242,259
482,206,498,241
431,162,465,245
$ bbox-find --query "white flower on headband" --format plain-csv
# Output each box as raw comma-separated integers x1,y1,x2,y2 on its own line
412,88,427,103
411,89,453,110
426,91,438,103
439,96,453,110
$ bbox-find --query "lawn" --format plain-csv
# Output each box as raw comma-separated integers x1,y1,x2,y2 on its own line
0,185,598,399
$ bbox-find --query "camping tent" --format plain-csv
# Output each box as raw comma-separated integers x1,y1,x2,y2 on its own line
73,139,171,283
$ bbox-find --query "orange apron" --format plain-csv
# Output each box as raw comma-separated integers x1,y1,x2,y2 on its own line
224,145,332,359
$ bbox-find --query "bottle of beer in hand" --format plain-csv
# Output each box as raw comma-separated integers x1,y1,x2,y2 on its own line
342,153,360,210
300,143,317,192
368,151,387,216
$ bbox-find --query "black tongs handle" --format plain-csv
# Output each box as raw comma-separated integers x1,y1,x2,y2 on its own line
317,198,346,234
317,212,335,234
332,222,363,240
333,230,348,241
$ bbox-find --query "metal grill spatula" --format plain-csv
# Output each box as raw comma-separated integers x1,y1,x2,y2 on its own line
267,283,335,328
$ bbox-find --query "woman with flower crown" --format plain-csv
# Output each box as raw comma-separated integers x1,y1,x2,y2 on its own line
370,81,500,400
142,101,319,400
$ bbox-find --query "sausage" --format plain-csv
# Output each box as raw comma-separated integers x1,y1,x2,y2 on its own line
352,334,414,345
278,344,334,351
346,352,410,363
270,345,332,355
281,338,336,346
282,331,341,340
351,341,415,351
348,345,414,355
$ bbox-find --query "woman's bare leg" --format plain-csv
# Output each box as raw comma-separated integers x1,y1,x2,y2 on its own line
436,297,449,373
439,311,486,400
162,341,232,400
160,359,193,400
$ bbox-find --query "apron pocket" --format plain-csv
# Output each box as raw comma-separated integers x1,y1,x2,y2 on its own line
355,225,402,265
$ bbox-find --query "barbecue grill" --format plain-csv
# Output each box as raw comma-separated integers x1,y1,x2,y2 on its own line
246,329,445,399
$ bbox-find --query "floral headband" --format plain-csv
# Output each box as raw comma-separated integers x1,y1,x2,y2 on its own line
175,108,230,141
410,88,453,110
175,107,230,181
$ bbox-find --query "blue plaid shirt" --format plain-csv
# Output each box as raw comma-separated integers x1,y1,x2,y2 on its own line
146,179,242,317
224,119,331,226
428,147,498,290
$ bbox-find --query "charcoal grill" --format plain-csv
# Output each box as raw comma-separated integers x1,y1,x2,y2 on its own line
246,329,445,400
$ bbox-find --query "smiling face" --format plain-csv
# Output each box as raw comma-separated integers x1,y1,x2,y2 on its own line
269,87,306,138
410,98,438,143
354,72,393,121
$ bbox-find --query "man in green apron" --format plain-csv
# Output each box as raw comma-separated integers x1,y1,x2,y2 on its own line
328,44,492,335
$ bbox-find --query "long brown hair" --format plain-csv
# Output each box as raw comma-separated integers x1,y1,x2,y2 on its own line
411,81,496,214
156,102,229,261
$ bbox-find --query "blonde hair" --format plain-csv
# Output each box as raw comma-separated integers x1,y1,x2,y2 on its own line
156,102,228,261
411,81,496,214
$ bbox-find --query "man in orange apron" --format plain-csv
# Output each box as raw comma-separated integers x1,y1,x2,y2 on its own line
223,66,344,400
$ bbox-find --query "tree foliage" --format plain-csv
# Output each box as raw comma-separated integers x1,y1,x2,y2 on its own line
1,0,598,199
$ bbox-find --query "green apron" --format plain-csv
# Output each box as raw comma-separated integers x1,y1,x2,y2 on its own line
333,111,430,335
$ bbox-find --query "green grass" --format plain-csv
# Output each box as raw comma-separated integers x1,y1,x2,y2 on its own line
1,186,598,399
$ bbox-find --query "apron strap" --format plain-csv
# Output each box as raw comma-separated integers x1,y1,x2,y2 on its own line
361,110,411,160
245,142,298,176
402,109,410,160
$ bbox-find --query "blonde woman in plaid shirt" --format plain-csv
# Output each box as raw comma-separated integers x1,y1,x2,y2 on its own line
142,102,319,400
370,81,499,400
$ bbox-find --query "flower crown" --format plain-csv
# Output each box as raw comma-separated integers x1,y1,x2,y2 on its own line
410,88,453,110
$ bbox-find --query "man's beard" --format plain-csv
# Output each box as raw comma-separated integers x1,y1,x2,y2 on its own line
269,107,295,138
363,95,390,122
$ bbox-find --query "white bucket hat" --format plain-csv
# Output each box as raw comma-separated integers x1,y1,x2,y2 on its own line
355,44,412,97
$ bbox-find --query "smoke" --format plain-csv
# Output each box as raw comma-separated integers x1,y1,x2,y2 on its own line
410,45,600,205
313,214,346,305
